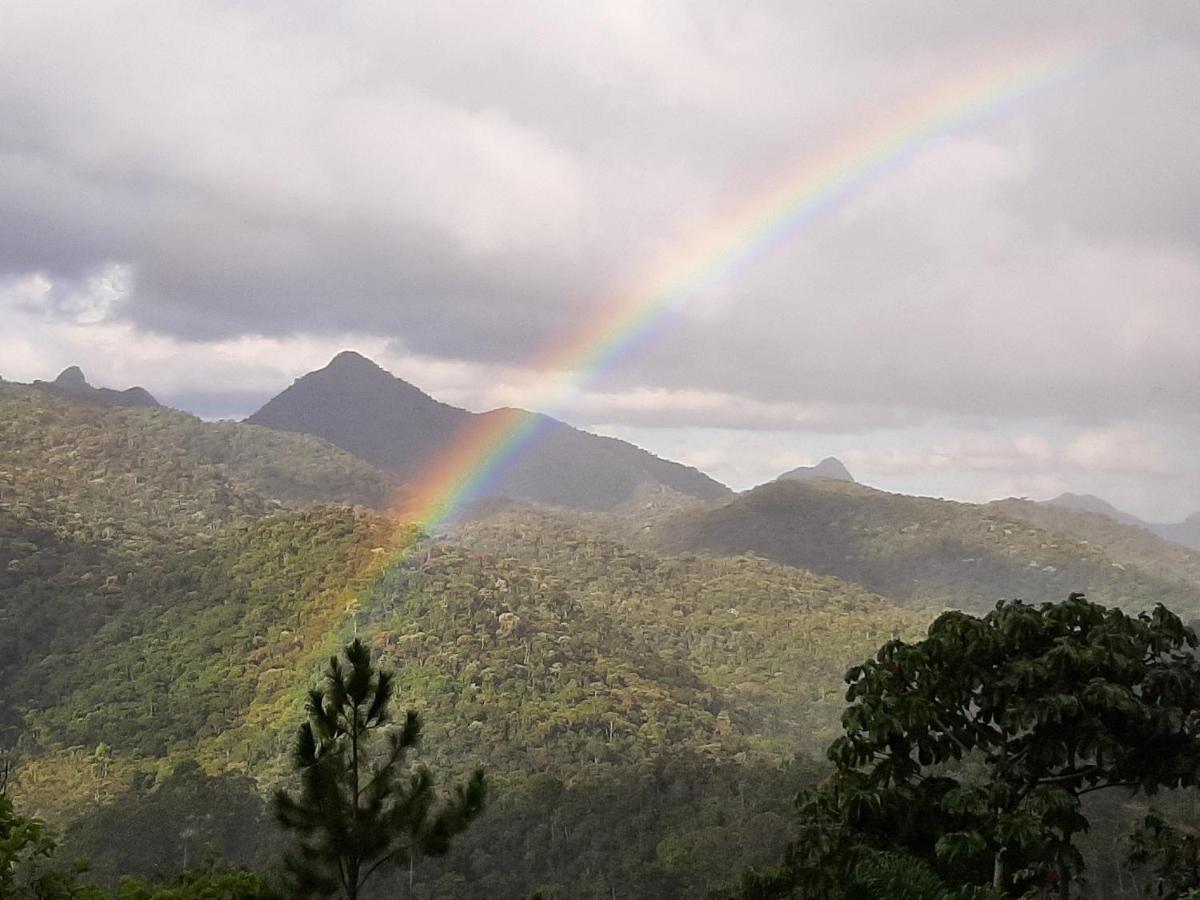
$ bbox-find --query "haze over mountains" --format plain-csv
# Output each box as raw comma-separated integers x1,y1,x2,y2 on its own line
1047,492,1200,552
647,477,1200,615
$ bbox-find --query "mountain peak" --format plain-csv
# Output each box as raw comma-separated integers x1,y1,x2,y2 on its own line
326,350,385,372
247,357,729,512
53,365,91,391
777,456,855,484
36,365,159,408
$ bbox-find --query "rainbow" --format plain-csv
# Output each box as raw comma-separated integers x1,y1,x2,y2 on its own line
399,30,1121,531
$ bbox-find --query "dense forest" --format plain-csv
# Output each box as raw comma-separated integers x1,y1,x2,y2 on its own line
6,382,1200,897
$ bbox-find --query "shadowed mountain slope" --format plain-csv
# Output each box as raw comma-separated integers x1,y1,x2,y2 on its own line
649,478,1200,615
246,350,730,511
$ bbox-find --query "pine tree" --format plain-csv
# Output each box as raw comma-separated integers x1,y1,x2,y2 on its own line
273,639,486,899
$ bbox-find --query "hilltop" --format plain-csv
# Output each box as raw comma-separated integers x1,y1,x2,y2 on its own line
775,456,855,484
33,365,160,408
993,496,1200,590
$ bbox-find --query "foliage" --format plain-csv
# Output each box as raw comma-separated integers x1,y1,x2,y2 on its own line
113,866,278,900
752,594,1200,898
848,850,1001,900
273,639,486,898
57,762,278,889
2,790,57,896
1,789,106,899
1127,813,1200,898
362,510,930,778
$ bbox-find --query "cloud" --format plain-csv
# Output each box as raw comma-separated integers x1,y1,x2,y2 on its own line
3,2,1199,518
1062,429,1169,473
842,430,1166,478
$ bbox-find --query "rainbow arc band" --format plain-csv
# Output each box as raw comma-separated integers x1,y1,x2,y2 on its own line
397,31,1122,534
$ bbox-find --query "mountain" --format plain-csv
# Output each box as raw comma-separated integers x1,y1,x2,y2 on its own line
992,497,1200,590
1157,514,1200,553
6,380,1197,897
1047,492,1200,552
34,365,160,408
246,350,730,511
776,456,855,483
2,382,926,896
1046,492,1143,526
648,478,1200,615
0,379,398,743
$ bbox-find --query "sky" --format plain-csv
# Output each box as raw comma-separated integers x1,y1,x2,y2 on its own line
2,1,1198,521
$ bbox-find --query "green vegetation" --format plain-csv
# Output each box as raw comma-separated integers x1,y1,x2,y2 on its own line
992,497,1200,590
9,385,1200,897
0,382,396,748
739,595,1200,898
3,767,272,899
274,639,485,898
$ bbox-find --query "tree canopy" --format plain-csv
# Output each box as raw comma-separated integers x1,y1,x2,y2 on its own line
747,594,1200,898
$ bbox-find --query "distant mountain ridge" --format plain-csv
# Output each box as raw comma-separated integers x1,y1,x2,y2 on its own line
776,456,855,484
649,478,1200,616
33,366,160,408
246,350,731,512
1047,492,1200,552
992,496,1200,590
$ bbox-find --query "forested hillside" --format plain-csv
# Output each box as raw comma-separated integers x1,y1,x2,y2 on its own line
6,384,1200,897
1047,492,1200,552
1,385,928,897
650,478,1200,616
0,383,398,746
993,496,1200,590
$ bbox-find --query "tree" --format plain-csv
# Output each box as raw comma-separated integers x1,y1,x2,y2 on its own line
1127,812,1200,899
748,594,1200,898
273,638,486,899
114,865,278,900
0,787,105,900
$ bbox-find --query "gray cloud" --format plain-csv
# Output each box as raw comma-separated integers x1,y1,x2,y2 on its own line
3,1,1199,515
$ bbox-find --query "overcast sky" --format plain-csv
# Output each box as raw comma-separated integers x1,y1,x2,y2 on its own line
3,1,1198,520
